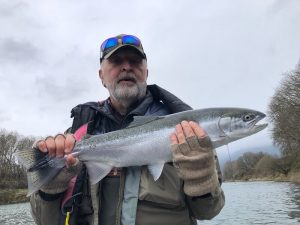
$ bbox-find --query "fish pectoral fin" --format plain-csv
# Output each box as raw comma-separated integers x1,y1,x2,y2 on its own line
85,161,113,184
127,116,164,128
147,163,165,181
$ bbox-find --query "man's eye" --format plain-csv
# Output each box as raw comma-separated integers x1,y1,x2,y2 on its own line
129,58,142,65
108,56,142,65
110,57,123,65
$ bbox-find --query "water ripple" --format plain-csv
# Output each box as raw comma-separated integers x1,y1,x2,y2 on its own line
0,202,34,225
200,181,300,225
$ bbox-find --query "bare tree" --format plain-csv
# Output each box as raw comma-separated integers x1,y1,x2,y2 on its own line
223,161,238,180
0,129,35,188
0,129,19,182
268,64,300,158
224,152,273,180
254,154,278,177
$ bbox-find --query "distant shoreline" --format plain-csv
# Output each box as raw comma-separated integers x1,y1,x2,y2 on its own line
0,189,29,205
224,171,300,184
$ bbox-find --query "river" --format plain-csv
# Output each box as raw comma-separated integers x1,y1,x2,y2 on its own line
0,181,299,225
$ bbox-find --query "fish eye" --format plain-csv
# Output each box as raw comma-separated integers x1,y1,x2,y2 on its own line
243,113,255,122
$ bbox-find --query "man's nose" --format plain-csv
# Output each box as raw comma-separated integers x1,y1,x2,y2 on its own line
121,60,132,71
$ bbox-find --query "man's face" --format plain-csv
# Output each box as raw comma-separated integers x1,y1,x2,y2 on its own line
99,48,148,105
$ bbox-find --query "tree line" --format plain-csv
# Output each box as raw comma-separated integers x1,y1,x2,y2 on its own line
0,129,35,189
223,151,294,180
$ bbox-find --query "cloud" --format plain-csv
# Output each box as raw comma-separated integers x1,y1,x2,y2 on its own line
0,111,11,123
0,1,28,17
34,73,90,102
0,38,41,64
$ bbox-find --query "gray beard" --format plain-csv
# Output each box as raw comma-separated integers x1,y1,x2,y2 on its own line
108,81,147,109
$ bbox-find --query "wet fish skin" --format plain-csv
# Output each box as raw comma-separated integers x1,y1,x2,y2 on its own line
16,107,267,196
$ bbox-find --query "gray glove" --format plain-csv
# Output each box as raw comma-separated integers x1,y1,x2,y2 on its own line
171,135,219,197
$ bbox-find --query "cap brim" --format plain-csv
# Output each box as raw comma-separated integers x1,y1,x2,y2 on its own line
103,44,146,60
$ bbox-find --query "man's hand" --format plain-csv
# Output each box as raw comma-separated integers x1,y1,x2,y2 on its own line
33,134,81,194
35,134,77,165
170,121,219,197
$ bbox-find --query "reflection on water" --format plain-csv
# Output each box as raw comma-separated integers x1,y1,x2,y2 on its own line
0,182,299,225
288,183,300,220
200,181,300,225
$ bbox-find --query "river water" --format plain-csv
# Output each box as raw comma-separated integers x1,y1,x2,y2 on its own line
0,181,299,225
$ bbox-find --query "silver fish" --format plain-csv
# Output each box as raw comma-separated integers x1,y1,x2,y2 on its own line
16,107,267,196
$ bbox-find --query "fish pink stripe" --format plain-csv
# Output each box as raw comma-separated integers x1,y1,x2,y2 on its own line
73,123,88,141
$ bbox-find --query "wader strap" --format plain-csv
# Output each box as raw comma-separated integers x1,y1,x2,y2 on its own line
65,212,71,225
121,166,141,225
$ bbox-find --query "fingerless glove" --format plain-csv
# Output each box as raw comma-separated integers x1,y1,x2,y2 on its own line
171,136,219,197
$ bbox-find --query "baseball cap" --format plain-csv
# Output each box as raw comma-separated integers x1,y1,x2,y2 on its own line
100,34,147,63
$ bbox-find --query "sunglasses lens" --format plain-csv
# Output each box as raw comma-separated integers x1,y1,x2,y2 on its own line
101,38,118,50
122,35,140,46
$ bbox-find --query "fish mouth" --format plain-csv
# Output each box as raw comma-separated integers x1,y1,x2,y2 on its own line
250,113,268,133
253,123,268,132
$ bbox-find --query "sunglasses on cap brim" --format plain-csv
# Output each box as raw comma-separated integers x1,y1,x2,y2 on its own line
101,35,142,52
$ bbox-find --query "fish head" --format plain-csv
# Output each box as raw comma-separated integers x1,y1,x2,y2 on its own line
217,108,268,143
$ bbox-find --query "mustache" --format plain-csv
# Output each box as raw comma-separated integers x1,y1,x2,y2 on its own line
117,73,137,83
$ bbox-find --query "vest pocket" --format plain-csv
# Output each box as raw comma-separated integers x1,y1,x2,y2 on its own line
138,164,186,208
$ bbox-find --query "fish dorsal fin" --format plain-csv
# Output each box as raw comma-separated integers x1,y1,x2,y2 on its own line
127,116,164,128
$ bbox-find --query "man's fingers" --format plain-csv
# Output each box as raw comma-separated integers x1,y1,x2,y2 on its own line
175,124,187,144
45,137,56,157
189,121,207,138
35,134,75,158
65,134,76,154
181,120,195,138
36,140,48,153
169,132,179,145
174,121,199,144
66,154,76,166
55,134,66,158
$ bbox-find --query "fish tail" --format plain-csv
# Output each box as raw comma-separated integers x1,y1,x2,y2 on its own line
16,149,66,196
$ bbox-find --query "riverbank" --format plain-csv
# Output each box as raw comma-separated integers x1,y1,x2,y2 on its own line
225,171,300,184
0,189,29,205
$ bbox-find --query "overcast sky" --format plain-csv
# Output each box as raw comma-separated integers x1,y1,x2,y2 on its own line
1,0,299,152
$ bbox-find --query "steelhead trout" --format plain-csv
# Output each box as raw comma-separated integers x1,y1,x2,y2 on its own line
16,107,267,195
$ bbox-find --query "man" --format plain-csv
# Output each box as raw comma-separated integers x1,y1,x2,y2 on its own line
30,34,225,225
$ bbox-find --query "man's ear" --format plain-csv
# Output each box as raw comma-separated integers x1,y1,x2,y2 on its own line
99,69,106,87
99,69,103,80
